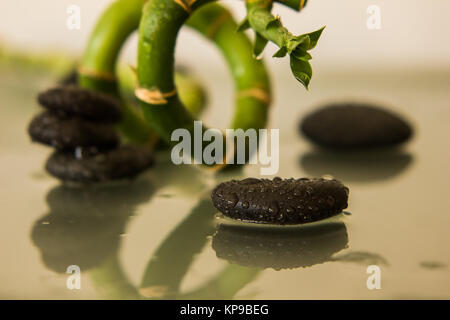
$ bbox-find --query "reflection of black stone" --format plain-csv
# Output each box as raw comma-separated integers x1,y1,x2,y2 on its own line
31,180,154,273
300,103,413,150
211,177,348,225
300,151,413,183
212,222,348,270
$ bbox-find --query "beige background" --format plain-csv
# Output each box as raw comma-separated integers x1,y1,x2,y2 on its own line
1,0,450,72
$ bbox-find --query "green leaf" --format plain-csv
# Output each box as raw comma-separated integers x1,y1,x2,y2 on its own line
296,26,326,50
253,34,268,58
237,18,250,32
266,17,282,30
290,55,312,89
292,47,312,61
273,47,288,58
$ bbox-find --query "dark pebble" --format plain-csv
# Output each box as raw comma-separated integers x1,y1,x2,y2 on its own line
28,111,119,150
300,103,413,149
45,145,154,182
212,222,348,270
37,86,121,123
211,177,349,225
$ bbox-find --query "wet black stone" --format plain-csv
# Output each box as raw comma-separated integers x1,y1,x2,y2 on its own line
28,111,119,151
212,222,348,270
300,103,413,150
45,145,154,182
211,177,349,225
37,86,121,123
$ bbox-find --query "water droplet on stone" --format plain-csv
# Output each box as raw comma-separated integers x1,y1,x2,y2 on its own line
268,201,279,215
225,192,238,207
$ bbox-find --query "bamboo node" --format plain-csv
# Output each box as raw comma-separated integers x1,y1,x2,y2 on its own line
78,66,116,81
237,87,271,104
135,87,177,105
174,0,197,13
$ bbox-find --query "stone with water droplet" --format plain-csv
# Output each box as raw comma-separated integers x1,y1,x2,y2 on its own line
211,177,349,225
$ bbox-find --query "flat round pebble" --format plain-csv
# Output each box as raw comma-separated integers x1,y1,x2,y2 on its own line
45,145,154,182
37,86,121,123
28,111,119,150
212,223,348,270
300,103,413,149
211,177,349,225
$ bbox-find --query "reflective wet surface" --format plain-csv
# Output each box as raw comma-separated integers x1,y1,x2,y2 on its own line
1,65,450,299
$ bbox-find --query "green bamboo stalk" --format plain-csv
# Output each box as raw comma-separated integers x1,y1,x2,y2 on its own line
137,1,272,169
187,4,271,132
79,0,155,144
79,0,207,144
140,198,216,298
179,264,260,299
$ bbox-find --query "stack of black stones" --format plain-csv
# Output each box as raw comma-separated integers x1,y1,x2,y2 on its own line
28,85,154,182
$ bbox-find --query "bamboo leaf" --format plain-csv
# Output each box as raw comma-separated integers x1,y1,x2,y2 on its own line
272,47,288,58
290,55,312,89
253,34,268,58
237,18,250,32
292,47,312,61
295,26,325,50
266,16,282,30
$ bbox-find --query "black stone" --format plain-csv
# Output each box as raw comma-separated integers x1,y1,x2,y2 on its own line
28,111,119,151
300,103,413,149
212,222,348,270
45,145,154,182
211,177,349,225
37,86,121,123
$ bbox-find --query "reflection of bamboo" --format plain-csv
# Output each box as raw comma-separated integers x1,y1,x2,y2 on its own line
140,198,217,298
89,254,140,300
178,264,260,300
139,197,261,300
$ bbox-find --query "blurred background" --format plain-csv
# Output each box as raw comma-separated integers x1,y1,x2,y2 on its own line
1,0,450,71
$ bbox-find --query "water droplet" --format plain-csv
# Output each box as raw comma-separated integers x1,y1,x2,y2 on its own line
286,206,294,215
268,201,279,215
225,193,238,207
